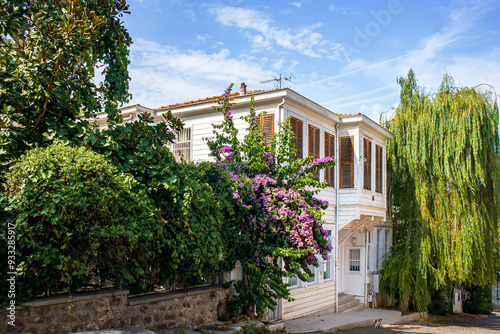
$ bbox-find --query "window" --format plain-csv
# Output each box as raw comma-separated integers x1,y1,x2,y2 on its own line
349,249,361,272
323,231,334,280
172,128,191,162
289,275,299,287
340,137,354,188
376,145,383,193
363,138,372,190
308,125,320,177
367,231,371,270
324,132,335,187
307,264,317,283
385,230,390,254
260,114,274,146
290,117,303,159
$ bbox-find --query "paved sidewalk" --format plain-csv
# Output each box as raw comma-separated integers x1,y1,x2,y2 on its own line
277,308,401,333
72,309,404,334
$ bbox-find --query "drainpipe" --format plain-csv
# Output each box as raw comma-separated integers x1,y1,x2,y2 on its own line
364,229,368,308
335,122,340,313
277,97,285,123
277,97,285,320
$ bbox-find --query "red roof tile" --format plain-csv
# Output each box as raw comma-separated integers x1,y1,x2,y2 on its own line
338,112,362,117
155,89,278,110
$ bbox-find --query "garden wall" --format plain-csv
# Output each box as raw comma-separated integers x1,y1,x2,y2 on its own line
1,286,231,333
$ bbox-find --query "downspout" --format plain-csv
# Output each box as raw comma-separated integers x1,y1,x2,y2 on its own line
277,97,285,123
364,229,368,307
335,122,340,313
277,96,285,320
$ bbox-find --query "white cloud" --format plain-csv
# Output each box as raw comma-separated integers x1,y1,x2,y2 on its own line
207,5,346,59
127,39,274,108
290,2,302,8
304,2,500,119
272,59,285,71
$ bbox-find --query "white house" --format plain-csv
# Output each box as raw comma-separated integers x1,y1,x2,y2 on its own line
95,83,393,321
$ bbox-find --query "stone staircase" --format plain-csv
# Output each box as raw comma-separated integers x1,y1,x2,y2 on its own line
337,293,365,313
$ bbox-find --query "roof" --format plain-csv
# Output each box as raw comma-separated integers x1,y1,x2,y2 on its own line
337,113,362,117
155,89,279,110
155,90,362,120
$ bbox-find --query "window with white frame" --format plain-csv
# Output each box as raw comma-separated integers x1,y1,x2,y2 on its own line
323,231,335,280
349,249,361,272
367,231,371,271
289,274,299,287
172,128,191,162
376,230,381,270
385,230,390,254
307,264,317,283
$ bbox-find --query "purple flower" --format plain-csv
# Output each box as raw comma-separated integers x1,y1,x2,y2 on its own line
220,145,232,153
233,190,240,200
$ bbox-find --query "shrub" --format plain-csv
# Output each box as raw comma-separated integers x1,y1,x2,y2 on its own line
1,142,160,303
464,285,493,314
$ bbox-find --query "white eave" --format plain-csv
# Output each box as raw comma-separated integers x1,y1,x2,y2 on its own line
340,114,393,140
155,88,341,123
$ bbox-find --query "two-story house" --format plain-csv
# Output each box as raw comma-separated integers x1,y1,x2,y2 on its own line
95,83,393,321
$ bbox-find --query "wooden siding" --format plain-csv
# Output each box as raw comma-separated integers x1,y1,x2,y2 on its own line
283,281,336,320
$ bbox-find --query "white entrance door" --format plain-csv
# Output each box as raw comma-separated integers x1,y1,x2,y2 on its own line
343,247,364,296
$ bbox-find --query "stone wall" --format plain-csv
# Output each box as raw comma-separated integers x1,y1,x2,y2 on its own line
1,286,231,334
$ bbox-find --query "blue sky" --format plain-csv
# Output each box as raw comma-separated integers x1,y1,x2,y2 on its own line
122,0,500,122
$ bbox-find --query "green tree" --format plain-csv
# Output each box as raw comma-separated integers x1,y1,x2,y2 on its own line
1,142,160,303
381,69,500,313
0,0,132,168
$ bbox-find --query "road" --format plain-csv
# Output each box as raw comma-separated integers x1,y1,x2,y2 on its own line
331,312,500,334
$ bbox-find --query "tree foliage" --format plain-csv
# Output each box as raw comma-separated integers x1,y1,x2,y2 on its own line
1,142,160,301
0,0,132,168
381,69,500,313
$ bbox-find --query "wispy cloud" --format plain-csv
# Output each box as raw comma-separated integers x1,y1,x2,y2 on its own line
127,39,274,108
302,1,500,118
206,5,346,59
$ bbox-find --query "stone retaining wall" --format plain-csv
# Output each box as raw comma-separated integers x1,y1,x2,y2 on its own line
1,286,231,334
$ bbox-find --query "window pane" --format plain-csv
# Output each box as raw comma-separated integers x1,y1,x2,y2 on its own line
349,249,360,272
289,275,298,287
307,264,316,283
173,128,191,162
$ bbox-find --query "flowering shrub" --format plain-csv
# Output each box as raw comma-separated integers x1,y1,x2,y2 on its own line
206,84,335,315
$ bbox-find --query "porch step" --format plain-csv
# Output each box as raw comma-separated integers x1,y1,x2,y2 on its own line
337,293,364,313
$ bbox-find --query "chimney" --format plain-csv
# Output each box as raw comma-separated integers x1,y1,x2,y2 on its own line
240,82,247,95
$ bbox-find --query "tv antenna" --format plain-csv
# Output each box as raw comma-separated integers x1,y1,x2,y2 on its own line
261,69,296,89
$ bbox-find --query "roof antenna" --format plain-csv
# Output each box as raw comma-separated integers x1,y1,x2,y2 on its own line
261,69,296,89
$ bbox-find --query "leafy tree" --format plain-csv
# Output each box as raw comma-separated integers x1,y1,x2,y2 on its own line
0,0,132,169
80,111,237,288
381,70,500,313
1,142,160,303
206,85,334,316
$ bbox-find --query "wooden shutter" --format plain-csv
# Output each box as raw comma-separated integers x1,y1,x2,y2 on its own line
308,125,320,177
260,114,274,146
363,138,372,190
290,117,303,159
376,145,383,193
324,132,335,187
340,137,354,188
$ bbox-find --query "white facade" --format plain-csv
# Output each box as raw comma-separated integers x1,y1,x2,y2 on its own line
107,86,393,320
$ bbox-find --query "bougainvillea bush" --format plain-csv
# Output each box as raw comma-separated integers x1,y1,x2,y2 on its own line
206,84,335,316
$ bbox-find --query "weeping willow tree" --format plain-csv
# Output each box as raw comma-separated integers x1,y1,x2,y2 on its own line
381,69,500,314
